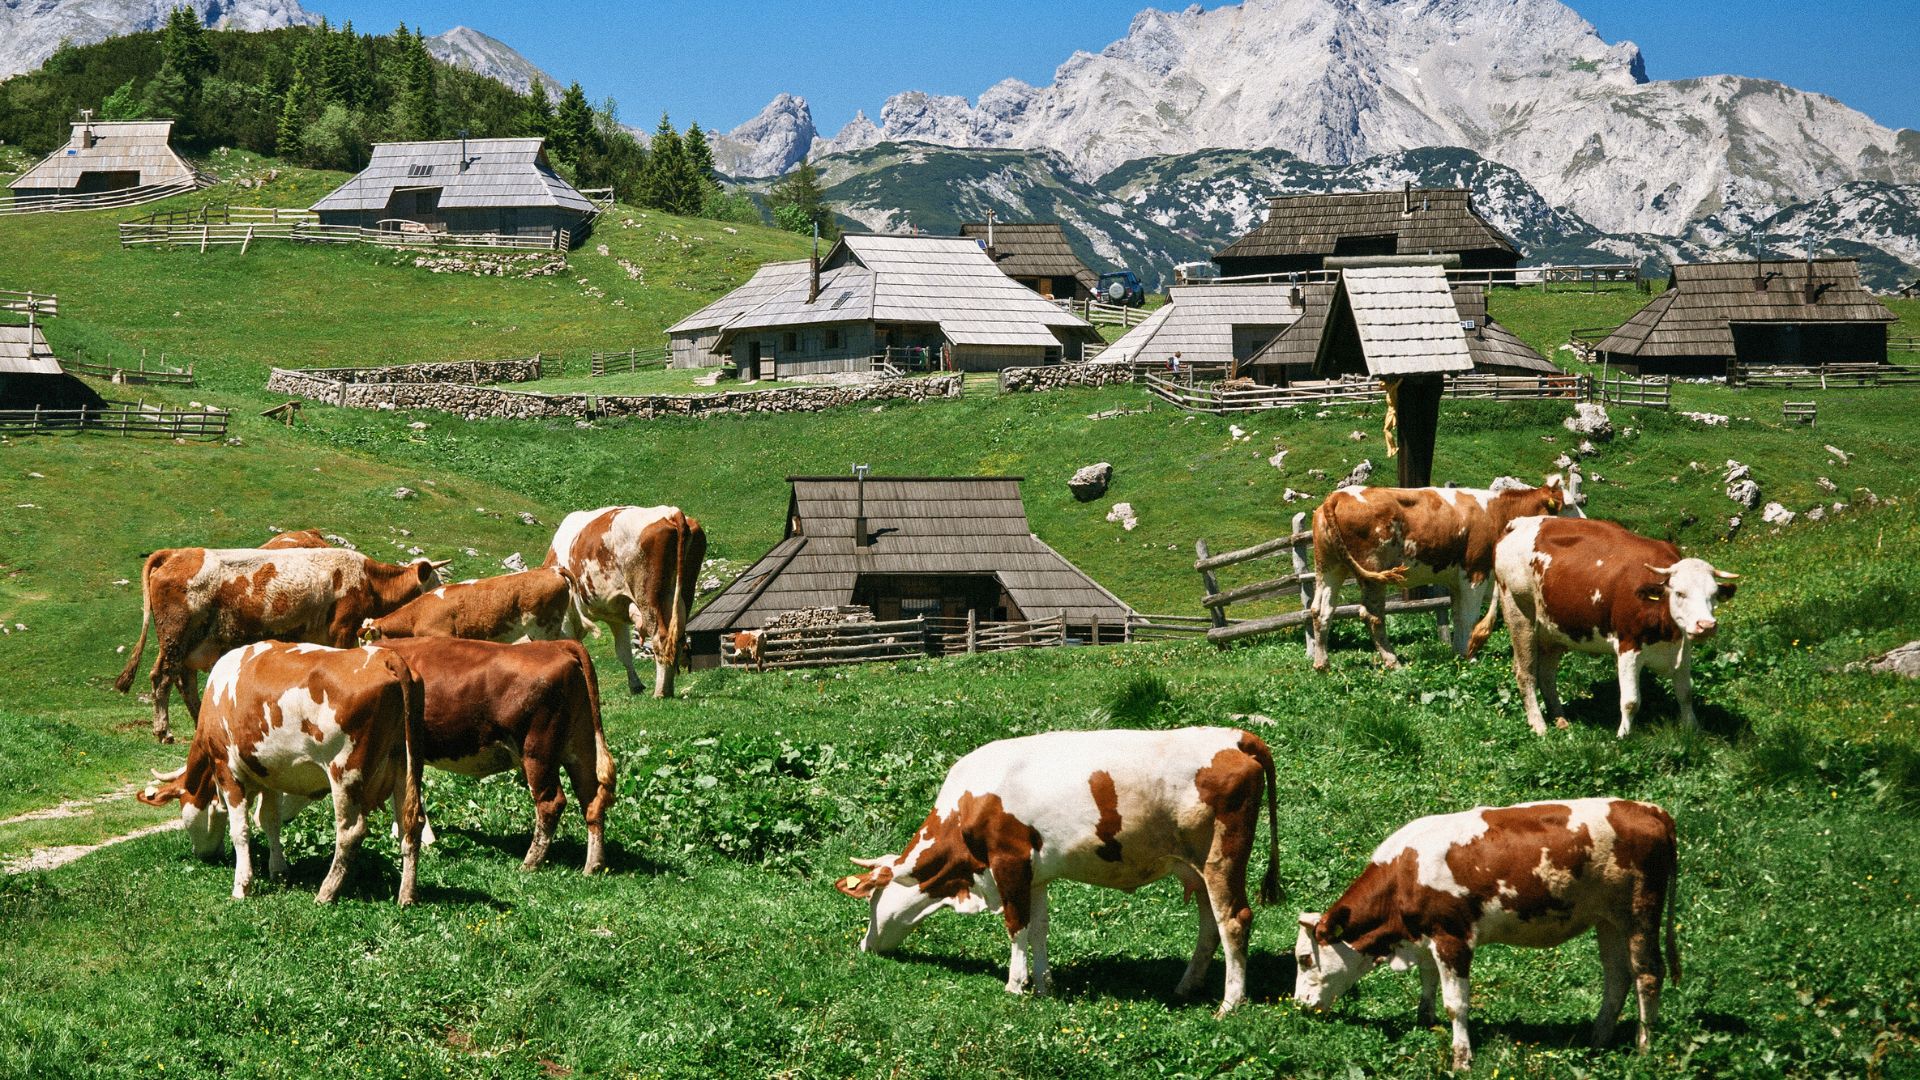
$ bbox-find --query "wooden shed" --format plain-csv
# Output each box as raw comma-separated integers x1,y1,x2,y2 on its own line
1213,187,1519,279
7,119,195,200
688,474,1135,661
959,221,1098,301
1597,258,1896,376
708,235,1102,375
665,260,811,369
1096,283,1305,371
0,324,104,412
309,138,595,246
1242,281,1556,384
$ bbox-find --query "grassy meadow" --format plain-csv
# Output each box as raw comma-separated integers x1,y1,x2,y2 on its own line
2,185,1919,1077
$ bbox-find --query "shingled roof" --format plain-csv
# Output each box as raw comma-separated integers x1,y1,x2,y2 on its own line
309,138,593,214
665,260,813,336
1214,189,1517,264
959,222,1098,295
1097,283,1305,366
1598,258,1895,358
9,120,194,192
688,475,1134,633
0,324,60,376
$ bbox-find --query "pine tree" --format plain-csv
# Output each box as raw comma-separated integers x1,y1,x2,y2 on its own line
639,113,693,214
766,160,837,239
276,34,318,157
319,20,373,110
520,82,554,139
386,25,439,140
685,121,717,182
139,59,192,122
161,6,214,79
549,81,595,163
99,79,141,120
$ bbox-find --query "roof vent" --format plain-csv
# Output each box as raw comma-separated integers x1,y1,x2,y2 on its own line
852,464,870,548
1402,180,1412,215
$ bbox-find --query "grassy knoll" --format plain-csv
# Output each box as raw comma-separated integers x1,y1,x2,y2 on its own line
3,194,1919,1075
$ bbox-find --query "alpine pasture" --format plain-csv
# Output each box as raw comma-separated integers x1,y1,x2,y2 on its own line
2,175,1919,1078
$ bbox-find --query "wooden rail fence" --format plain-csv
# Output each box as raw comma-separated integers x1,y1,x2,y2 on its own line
1591,372,1671,409
0,403,229,438
120,204,572,253
59,354,194,386
719,617,931,670
1727,361,1920,389
1144,371,1587,413
0,176,206,217
588,347,670,377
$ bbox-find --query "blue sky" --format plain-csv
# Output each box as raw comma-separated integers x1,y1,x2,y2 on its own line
321,0,1918,135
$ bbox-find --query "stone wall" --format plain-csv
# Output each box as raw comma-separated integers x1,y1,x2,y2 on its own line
303,356,547,386
265,364,963,421
998,362,1139,393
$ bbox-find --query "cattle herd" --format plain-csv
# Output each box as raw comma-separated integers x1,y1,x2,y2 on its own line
118,477,1735,1070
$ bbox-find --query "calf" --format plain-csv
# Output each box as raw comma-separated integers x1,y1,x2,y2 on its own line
836,727,1279,1013
260,529,333,550
367,637,614,873
1294,798,1680,1070
543,506,706,697
114,547,447,742
1308,476,1570,670
360,567,584,645
1468,517,1738,736
729,629,765,671
137,641,427,905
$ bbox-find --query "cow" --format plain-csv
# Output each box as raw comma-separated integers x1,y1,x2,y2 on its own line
359,567,585,645
835,727,1280,1014
364,637,614,874
542,506,706,698
260,529,333,550
1294,798,1680,1070
1467,517,1738,737
136,641,428,905
729,629,765,671
114,547,448,743
1307,475,1572,671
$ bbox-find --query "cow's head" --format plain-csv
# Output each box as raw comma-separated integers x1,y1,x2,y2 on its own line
1293,910,1381,1008
138,761,225,859
836,854,988,953
1642,559,1739,639
358,617,385,644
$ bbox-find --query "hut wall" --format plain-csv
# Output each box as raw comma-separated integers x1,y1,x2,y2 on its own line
952,344,1052,371
732,323,876,378
1730,322,1887,367
671,332,722,369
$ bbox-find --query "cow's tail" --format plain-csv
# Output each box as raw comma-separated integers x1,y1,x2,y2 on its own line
392,654,427,874
1246,733,1281,906
553,564,595,640
1314,499,1406,587
114,551,162,693
1466,580,1506,659
570,640,616,800
1663,839,1682,985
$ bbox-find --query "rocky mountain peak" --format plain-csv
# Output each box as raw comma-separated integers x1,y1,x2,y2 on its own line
425,27,566,99
711,93,818,177
0,0,318,79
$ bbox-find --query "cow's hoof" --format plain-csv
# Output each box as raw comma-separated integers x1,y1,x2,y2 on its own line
156,733,175,745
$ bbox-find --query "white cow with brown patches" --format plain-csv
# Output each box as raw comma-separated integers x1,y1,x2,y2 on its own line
1294,798,1680,1070
138,641,428,905
543,506,706,697
836,727,1280,1013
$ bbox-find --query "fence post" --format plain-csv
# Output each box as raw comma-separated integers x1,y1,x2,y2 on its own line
966,610,977,654
1290,512,1314,609
1059,610,1068,647
1196,539,1228,630
1090,611,1101,647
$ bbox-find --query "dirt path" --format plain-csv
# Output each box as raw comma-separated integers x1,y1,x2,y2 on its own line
3,819,182,875
0,782,143,827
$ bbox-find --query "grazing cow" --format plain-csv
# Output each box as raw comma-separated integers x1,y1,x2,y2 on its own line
729,629,765,671
1468,517,1738,736
1308,475,1571,670
114,547,447,742
360,567,584,645
1294,798,1680,1070
836,727,1279,1013
260,529,333,550
542,506,706,697
136,641,427,905
366,637,614,873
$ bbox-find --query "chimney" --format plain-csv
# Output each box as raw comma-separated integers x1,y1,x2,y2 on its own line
851,464,870,547
1402,180,1412,215
807,220,821,303
79,108,95,149
986,209,996,253
1288,285,1304,309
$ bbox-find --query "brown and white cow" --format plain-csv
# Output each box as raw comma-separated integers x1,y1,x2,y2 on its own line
115,547,448,742
1468,517,1738,737
366,637,615,873
729,630,765,671
260,529,333,550
836,727,1280,1013
543,506,706,697
137,641,428,905
1308,476,1573,670
1294,798,1680,1070
360,567,585,645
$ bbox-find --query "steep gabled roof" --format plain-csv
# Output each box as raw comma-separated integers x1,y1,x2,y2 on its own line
9,120,194,191
1214,189,1518,263
959,222,1099,294
1247,280,1553,375
309,138,593,214
1597,258,1895,358
1320,266,1477,377
0,324,60,375
1096,283,1305,366
688,476,1134,632
665,260,812,336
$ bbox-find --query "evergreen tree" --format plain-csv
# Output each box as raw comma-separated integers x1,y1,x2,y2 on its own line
318,20,373,110
684,121,717,183
138,59,192,121
160,6,214,79
386,25,439,140
638,113,693,214
520,82,553,139
549,81,595,163
766,160,837,239
276,35,318,156
99,79,140,120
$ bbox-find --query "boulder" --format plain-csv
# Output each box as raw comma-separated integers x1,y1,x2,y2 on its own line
1726,479,1761,509
1761,502,1796,526
502,552,529,572
1068,462,1113,502
1563,403,1612,439
1338,460,1374,488
1869,641,1920,679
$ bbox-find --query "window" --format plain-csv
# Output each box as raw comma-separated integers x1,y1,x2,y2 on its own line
782,332,799,352
899,597,942,617
825,328,843,350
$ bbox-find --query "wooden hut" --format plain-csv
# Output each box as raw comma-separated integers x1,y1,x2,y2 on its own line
688,474,1135,661
1597,258,1895,376
309,138,595,246
706,235,1102,376
959,221,1098,301
1242,281,1556,384
1096,283,1305,371
1212,186,1519,279
666,260,810,369
0,324,104,412
7,119,195,200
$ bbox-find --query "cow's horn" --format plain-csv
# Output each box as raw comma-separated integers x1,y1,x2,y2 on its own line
1712,569,1740,580
427,558,453,569
1645,563,1676,577
849,856,891,869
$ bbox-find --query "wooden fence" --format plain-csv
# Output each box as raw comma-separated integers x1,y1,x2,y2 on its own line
0,403,229,438
59,354,194,386
1193,513,1451,647
0,289,57,318
588,347,670,377
719,617,931,670
120,204,571,253
1591,372,1671,409
1144,371,1586,413
0,176,205,217
1062,298,1148,327
1727,361,1920,389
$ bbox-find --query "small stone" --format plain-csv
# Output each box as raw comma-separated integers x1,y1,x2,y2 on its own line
1338,460,1374,488
1553,453,1574,470
1105,502,1139,531
1563,403,1612,439
502,552,529,573
517,511,541,527
1268,448,1288,469
463,547,480,557
1824,444,1852,464
1283,487,1314,502
1805,507,1826,522
112,578,131,586
1680,411,1730,426
406,546,425,556
26,472,43,479
1347,430,1367,441
1761,502,1796,526
408,422,428,430
1867,641,1920,678
1816,477,1837,493
1068,462,1113,502
1577,440,1597,456
393,487,417,500
1832,502,1848,515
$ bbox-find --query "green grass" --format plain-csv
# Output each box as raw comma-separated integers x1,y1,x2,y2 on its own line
2,197,1919,1076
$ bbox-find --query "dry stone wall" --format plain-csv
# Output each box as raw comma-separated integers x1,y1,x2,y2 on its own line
265,362,962,422
999,363,1138,393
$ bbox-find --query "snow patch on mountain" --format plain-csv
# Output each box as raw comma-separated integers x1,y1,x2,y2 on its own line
0,0,318,79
